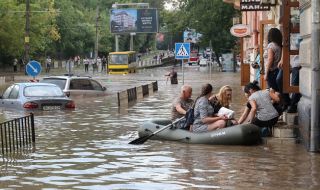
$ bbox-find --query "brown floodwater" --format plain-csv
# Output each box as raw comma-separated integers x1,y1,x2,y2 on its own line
0,65,319,189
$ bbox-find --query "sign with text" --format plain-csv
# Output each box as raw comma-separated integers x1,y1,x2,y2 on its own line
110,9,159,33
240,0,270,11
230,24,251,37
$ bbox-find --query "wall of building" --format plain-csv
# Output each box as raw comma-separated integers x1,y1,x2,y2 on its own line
298,0,314,149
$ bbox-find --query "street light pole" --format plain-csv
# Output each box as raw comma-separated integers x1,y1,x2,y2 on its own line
95,5,100,70
24,0,30,73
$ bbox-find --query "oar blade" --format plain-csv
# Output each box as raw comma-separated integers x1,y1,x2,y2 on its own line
129,134,153,145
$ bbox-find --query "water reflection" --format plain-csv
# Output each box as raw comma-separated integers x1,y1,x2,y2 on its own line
0,66,320,189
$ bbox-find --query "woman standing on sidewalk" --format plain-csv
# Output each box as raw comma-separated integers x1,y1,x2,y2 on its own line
263,28,282,91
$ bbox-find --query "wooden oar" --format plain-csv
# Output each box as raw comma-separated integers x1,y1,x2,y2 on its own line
129,117,184,145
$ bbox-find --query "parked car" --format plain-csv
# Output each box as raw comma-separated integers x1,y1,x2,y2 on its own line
41,76,107,98
0,83,75,111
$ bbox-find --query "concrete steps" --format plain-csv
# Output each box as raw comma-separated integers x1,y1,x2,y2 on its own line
263,112,300,145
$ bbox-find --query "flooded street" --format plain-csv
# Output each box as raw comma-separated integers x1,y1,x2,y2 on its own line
1,66,320,189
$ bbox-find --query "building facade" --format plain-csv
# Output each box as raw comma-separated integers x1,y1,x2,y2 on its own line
224,0,320,151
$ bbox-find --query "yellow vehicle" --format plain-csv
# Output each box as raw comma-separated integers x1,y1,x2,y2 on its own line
108,51,137,74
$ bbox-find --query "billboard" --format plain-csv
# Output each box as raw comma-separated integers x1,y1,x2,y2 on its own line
110,9,159,34
183,29,202,43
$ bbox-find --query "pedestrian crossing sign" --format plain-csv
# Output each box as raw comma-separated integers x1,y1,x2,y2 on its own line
175,43,190,59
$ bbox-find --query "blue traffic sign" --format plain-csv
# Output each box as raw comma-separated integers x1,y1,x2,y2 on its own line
175,43,190,59
26,60,42,77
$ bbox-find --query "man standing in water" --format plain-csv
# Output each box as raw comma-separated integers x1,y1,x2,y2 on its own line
165,67,178,84
171,85,194,128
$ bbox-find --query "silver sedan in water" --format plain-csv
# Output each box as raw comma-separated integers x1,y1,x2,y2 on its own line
0,83,75,111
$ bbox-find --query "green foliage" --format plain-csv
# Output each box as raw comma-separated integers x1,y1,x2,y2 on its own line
0,0,238,67
162,0,239,55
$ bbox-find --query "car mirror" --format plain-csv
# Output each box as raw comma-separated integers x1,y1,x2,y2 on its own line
65,92,71,97
0,95,2,99
102,87,106,91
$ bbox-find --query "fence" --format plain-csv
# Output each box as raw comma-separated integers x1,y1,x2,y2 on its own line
117,81,158,107
0,113,35,155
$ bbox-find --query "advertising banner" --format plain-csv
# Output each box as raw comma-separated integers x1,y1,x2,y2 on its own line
183,29,202,44
110,9,159,33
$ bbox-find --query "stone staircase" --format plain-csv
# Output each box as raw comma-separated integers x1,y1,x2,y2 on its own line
263,112,300,145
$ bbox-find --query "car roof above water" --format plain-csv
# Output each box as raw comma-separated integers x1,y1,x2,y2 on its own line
15,82,60,87
42,76,92,80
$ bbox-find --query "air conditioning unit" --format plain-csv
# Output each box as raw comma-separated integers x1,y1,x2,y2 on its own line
260,0,277,5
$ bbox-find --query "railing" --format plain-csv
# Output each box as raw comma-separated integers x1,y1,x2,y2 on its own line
152,81,158,91
142,84,149,96
117,81,158,107
127,87,137,102
0,113,35,155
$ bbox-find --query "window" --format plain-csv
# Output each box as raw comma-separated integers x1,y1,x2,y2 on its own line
2,85,14,99
42,78,67,90
70,79,93,90
90,80,103,91
8,85,19,99
24,86,64,97
110,54,128,64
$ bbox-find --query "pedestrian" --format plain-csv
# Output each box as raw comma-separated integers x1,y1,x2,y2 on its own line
101,55,107,72
84,57,89,72
45,56,52,73
251,45,261,84
263,28,282,92
165,67,178,84
13,58,18,72
66,57,73,75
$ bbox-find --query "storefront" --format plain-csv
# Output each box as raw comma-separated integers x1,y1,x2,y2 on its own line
224,0,320,151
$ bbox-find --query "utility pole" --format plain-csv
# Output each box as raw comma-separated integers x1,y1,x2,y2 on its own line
24,0,30,73
95,5,100,71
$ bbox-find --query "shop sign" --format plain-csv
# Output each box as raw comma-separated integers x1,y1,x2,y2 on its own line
230,24,251,37
240,0,271,11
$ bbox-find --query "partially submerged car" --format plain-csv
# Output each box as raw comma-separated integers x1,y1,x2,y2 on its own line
41,76,107,98
0,83,75,111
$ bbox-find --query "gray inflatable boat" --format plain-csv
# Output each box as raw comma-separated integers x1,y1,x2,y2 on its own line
138,119,261,145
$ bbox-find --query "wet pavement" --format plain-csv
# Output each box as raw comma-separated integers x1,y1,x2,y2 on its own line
1,65,320,189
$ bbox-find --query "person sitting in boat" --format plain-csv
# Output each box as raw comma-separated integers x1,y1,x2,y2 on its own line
210,85,232,108
171,85,194,128
191,83,228,133
209,85,238,126
240,81,280,129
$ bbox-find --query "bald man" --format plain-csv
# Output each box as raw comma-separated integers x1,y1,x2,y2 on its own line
171,85,194,128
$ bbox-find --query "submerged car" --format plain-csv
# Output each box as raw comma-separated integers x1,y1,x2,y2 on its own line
41,76,107,98
0,83,75,111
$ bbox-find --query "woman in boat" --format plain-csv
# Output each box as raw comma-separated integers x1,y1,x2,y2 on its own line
191,83,228,133
240,81,280,128
210,85,238,126
210,85,233,108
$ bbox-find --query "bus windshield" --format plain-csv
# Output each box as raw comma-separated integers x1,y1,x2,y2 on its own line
110,54,128,64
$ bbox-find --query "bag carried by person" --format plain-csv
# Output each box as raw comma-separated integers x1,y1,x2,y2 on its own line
181,98,198,130
217,107,235,119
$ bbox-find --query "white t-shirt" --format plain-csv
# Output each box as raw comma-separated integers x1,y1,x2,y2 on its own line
248,90,279,121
